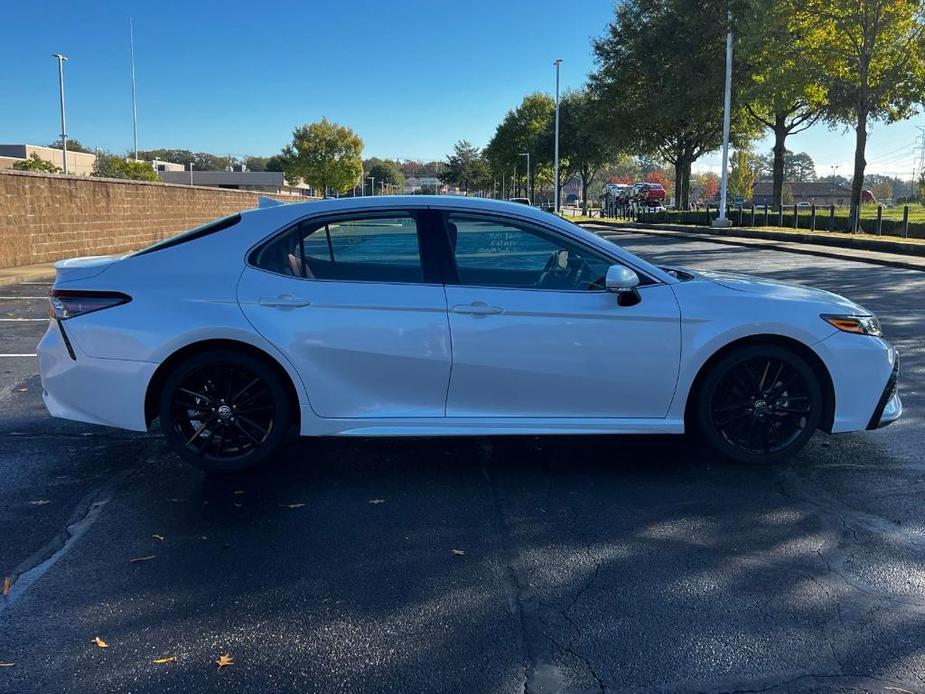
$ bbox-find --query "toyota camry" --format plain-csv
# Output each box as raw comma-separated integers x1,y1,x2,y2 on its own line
37,196,901,471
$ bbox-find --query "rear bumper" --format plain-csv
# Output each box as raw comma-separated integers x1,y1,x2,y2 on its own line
37,321,155,431
867,356,902,430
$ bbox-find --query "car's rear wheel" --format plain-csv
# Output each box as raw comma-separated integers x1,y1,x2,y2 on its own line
695,344,823,464
159,349,290,472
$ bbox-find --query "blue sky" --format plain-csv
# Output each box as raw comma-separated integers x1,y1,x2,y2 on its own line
2,0,922,178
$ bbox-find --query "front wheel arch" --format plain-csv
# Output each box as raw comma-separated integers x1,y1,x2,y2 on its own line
144,339,301,430
684,334,836,434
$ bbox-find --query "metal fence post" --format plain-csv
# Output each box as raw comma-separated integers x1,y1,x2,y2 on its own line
705,203,710,225
777,205,784,227
763,204,769,226
876,204,883,236
793,203,799,229
811,204,816,232
903,205,910,238
829,204,835,232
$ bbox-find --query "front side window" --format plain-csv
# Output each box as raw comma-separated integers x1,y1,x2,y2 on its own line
253,214,424,283
446,214,613,290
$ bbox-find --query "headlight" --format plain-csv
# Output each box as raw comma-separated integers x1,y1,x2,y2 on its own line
821,314,882,337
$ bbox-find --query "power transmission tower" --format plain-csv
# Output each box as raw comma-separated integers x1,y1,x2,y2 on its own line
913,126,925,201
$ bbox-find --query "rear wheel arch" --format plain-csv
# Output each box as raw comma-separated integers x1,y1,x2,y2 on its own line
145,339,301,429
684,334,836,434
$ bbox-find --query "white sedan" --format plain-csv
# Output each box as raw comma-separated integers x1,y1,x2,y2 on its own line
37,197,901,471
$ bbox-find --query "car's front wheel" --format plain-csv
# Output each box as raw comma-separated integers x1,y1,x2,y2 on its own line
695,344,823,464
159,349,290,472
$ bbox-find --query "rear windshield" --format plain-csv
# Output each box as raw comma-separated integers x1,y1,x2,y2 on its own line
132,214,242,257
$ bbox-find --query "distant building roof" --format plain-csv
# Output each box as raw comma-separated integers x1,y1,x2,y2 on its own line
159,170,286,186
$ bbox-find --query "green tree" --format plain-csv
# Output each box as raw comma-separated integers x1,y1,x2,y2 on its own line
12,152,61,173
440,140,490,195
365,158,405,192
137,149,194,167
92,153,159,181
793,0,925,228
243,156,269,172
281,117,364,195
554,89,621,212
740,0,825,208
728,149,762,201
485,93,556,200
591,0,757,209
47,137,93,154
917,171,925,201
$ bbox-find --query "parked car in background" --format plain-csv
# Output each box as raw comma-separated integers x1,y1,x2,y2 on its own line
509,197,531,205
633,182,667,207
38,196,901,472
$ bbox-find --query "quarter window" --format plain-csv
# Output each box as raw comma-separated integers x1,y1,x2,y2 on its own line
254,214,424,283
446,214,613,290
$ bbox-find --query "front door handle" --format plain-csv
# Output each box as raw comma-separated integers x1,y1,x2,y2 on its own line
451,302,503,316
258,294,311,308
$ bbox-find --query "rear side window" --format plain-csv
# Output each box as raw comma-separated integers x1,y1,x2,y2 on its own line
252,213,425,283
133,214,241,256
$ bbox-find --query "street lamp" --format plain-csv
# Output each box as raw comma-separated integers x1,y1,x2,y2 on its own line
368,176,375,196
830,164,839,183
714,10,734,227
553,59,562,213
519,152,531,204
52,53,69,175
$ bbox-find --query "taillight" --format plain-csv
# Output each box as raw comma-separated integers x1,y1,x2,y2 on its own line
48,290,131,320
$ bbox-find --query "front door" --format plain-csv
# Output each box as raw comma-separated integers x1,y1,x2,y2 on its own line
440,212,681,418
238,211,451,419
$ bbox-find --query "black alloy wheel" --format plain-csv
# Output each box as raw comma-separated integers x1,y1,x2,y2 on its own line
159,349,290,471
696,345,823,464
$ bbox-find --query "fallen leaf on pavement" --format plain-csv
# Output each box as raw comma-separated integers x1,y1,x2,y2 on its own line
451,549,465,556
92,637,108,649
129,555,156,563
152,534,165,542
368,499,385,504
0,663,15,667
279,503,305,509
2,577,10,596
153,656,176,664
216,653,233,668
233,490,245,495
29,500,50,506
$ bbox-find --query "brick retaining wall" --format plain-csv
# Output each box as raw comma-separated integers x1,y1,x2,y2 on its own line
0,170,314,269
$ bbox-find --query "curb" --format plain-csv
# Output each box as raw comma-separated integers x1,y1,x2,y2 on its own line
580,222,925,273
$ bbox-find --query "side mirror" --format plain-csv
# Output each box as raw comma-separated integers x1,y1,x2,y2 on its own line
605,265,640,293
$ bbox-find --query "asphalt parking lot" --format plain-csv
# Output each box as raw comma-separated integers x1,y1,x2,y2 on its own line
1,231,923,694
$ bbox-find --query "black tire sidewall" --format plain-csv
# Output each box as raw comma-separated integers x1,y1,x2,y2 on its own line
696,344,823,465
158,349,290,472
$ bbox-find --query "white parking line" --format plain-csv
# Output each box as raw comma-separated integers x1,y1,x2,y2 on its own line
20,281,53,285
0,296,48,300
0,354,37,357
0,318,48,322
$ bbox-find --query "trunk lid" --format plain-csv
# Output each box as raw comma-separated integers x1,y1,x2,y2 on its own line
53,255,123,284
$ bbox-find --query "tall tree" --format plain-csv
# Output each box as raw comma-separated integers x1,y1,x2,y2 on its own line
728,149,762,201
553,89,620,212
47,137,93,154
485,93,556,200
440,140,490,195
281,117,364,195
793,0,925,228
591,0,755,209
740,0,826,209
364,157,405,191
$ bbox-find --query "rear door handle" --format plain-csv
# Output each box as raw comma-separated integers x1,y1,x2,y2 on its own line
451,302,503,316
258,294,311,308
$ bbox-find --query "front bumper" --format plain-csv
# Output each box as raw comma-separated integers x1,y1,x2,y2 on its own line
867,355,902,429
37,320,156,432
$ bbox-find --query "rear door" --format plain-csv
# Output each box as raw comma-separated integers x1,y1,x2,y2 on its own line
238,210,451,419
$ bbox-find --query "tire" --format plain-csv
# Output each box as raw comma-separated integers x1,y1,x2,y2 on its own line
695,344,823,465
159,349,291,472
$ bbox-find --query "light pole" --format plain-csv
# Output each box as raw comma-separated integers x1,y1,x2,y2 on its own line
368,176,375,196
434,161,440,195
830,164,839,184
519,152,531,204
189,161,194,186
52,53,69,175
713,10,733,227
553,59,562,213
130,18,139,160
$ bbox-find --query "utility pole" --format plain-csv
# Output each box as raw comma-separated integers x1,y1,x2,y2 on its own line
52,54,69,175
553,58,562,213
713,9,733,227
368,176,375,196
189,162,194,186
130,18,139,160
519,152,531,204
